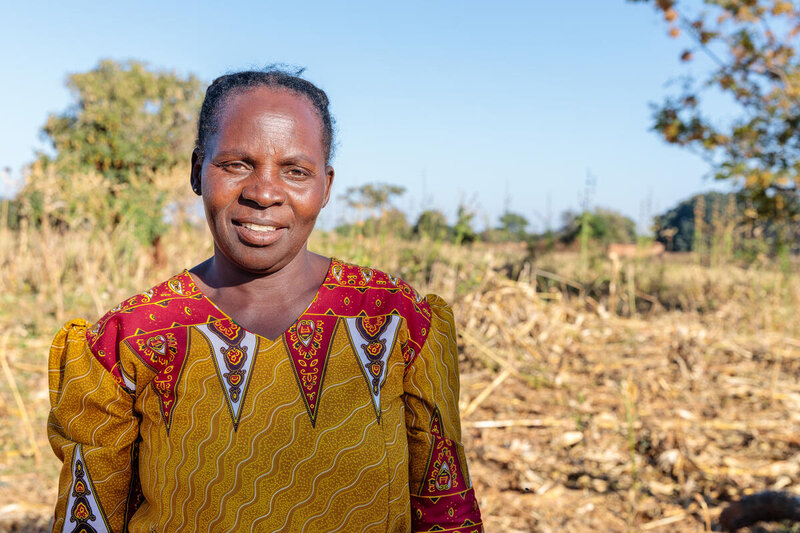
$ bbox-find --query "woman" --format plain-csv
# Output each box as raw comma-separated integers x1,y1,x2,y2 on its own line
48,69,483,532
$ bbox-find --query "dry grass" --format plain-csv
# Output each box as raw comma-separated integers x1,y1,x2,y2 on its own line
1,215,799,532
454,272,800,532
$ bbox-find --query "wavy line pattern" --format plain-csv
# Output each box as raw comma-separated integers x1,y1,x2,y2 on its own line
48,288,476,532
168,370,217,529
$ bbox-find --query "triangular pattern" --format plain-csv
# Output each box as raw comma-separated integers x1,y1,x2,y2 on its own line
419,407,468,496
331,263,343,282
283,315,339,426
343,315,401,421
429,407,444,436
360,267,373,283
85,271,223,386
195,319,258,429
166,277,186,296
125,326,190,431
65,444,110,532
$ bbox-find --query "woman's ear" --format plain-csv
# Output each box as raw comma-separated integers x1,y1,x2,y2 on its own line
190,149,203,196
322,166,335,207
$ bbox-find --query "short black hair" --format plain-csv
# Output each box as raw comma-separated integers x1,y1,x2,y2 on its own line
195,66,335,163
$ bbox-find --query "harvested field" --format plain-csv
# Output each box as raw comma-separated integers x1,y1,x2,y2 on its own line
1,227,799,532
455,273,800,532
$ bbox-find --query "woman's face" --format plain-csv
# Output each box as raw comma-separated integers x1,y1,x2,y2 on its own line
192,87,334,275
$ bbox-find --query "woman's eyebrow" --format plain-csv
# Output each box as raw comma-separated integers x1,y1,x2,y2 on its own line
281,154,317,165
212,150,251,160
211,150,317,165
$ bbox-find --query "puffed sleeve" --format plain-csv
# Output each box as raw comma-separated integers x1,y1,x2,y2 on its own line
48,319,140,533
404,295,483,533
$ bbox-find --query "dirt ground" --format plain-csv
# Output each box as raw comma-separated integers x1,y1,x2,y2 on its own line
1,272,799,532
454,276,800,532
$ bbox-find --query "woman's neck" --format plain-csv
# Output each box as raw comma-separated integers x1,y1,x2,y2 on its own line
189,248,331,339
204,247,318,292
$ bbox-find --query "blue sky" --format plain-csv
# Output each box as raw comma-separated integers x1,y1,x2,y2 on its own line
1,0,734,232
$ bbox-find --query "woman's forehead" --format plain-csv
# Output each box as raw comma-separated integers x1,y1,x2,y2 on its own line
218,87,320,127
210,87,325,152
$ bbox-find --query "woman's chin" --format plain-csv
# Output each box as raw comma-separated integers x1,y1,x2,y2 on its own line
215,245,308,277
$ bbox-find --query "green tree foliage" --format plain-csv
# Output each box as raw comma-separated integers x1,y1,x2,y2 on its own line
631,0,800,223
16,59,204,246
560,208,637,246
413,209,450,240
336,183,408,237
654,192,737,251
453,204,477,245
362,208,410,238
42,59,204,179
339,183,406,217
481,211,530,243
499,211,529,240
654,190,800,256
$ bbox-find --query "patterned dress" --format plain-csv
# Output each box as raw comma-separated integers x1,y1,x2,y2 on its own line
48,259,483,532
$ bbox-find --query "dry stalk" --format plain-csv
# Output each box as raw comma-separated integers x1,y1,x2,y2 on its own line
626,262,636,317
464,418,565,429
610,256,620,316
534,268,584,295
459,329,514,372
640,513,689,530
462,368,513,419
693,493,712,532
0,333,41,467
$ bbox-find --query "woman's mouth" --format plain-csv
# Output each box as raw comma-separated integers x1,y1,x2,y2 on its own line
233,220,285,245
240,222,277,233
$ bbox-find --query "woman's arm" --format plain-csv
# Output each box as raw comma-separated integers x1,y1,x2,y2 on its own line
404,295,483,533
48,320,140,533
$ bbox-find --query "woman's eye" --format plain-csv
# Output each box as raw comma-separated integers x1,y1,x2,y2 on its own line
223,162,248,171
287,168,309,179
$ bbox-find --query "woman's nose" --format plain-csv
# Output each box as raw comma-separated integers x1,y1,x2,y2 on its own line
240,168,286,207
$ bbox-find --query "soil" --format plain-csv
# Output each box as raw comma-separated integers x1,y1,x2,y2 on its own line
2,274,799,532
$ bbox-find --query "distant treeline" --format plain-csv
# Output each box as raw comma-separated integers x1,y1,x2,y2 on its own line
3,59,799,260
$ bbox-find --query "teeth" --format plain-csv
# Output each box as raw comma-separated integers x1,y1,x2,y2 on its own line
242,223,277,232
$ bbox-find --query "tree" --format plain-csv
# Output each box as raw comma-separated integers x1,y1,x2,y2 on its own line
498,211,529,241
337,182,407,237
362,208,410,238
654,190,800,255
413,209,450,240
453,204,477,245
559,208,637,246
339,183,406,219
17,59,205,247
654,191,737,251
42,59,204,179
631,0,800,224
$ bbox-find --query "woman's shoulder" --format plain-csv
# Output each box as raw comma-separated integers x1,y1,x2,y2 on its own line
322,259,454,354
82,270,223,360
49,272,204,389
325,258,433,314
50,271,228,390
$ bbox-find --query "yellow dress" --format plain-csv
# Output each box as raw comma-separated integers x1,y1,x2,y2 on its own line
48,259,483,532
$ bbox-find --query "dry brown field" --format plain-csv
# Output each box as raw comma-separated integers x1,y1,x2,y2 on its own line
1,220,799,532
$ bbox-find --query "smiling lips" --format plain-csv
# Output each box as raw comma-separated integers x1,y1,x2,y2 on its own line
233,219,286,246
241,222,277,232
